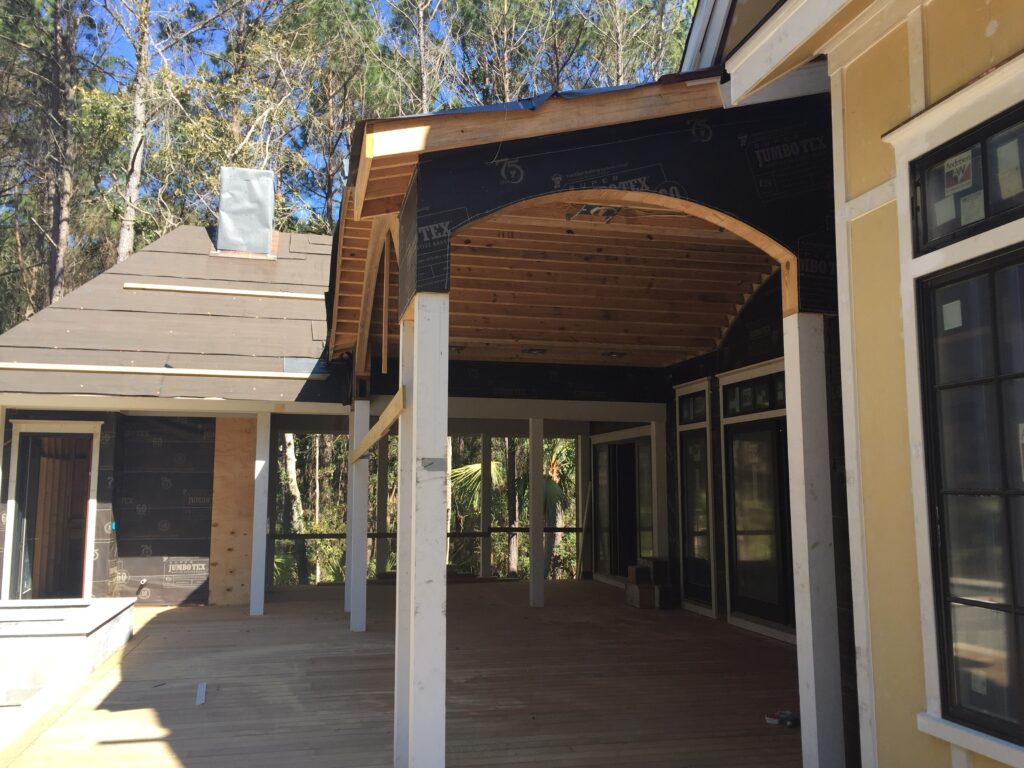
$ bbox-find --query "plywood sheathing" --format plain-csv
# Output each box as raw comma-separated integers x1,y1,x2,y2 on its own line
209,417,256,606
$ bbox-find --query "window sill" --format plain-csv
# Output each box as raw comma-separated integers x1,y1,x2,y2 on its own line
918,711,1024,767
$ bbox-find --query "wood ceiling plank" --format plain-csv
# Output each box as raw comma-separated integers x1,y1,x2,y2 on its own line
451,263,761,293
450,286,740,314
449,276,745,304
448,316,724,342
450,299,731,327
451,253,771,282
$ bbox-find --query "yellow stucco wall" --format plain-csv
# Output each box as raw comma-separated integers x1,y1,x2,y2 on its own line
843,23,911,198
924,0,1024,105
834,1,1024,765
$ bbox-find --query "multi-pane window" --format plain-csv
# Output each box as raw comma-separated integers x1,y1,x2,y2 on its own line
722,372,785,417
677,387,712,606
921,247,1024,740
913,104,1024,255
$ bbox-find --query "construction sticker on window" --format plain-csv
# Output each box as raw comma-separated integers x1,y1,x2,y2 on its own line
945,150,974,195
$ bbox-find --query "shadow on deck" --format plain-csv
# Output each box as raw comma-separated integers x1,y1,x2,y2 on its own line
9,581,801,767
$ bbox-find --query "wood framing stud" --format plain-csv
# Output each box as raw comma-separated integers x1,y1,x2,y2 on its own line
355,215,393,376
529,418,544,608
479,434,492,578
348,399,370,632
375,435,390,577
352,387,404,462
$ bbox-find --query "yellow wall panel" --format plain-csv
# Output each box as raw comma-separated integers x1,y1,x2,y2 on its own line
844,25,912,199
849,203,949,768
925,0,1024,105
209,417,256,605
973,753,1012,768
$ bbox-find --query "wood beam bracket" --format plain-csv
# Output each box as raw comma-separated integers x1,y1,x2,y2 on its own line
351,387,404,462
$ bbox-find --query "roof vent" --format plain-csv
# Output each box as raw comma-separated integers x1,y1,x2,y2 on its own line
215,167,275,258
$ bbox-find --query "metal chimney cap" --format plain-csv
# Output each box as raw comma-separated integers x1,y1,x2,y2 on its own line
216,167,274,256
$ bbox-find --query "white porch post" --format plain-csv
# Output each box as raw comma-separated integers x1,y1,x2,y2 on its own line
479,434,492,578
394,317,414,765
784,311,844,767
529,417,544,608
395,292,449,767
249,411,271,616
576,434,591,576
376,435,390,577
650,419,669,559
0,404,9,600
348,399,370,632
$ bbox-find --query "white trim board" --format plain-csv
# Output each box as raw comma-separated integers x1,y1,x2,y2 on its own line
883,54,1024,756
725,0,850,103
674,377,717,616
122,282,323,301
1,420,103,601
0,393,348,416
830,68,879,767
0,362,328,381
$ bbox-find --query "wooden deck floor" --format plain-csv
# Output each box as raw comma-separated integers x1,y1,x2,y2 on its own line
8,581,802,767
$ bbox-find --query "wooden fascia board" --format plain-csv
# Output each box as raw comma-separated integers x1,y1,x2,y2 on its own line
362,82,724,162
353,131,374,220
354,215,392,376
327,197,353,359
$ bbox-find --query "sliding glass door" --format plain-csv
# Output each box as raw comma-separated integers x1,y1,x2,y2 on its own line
725,418,793,626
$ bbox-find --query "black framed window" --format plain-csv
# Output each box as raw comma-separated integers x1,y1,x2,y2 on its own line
920,245,1024,741
723,372,785,417
913,103,1024,255
678,391,707,425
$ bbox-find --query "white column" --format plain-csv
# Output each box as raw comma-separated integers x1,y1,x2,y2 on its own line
394,317,414,766
348,399,370,632
249,411,271,616
576,434,591,577
479,434,492,578
650,419,669,559
408,293,449,765
529,418,544,608
784,311,845,768
376,435,390,577
0,404,10,601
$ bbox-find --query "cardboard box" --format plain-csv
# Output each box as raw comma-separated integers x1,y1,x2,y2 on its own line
625,582,657,609
627,565,652,584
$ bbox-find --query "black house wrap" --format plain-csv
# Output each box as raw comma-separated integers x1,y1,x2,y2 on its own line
399,93,835,315
112,416,215,604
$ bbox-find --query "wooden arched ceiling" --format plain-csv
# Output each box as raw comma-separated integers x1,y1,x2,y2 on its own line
328,193,778,370
447,196,777,368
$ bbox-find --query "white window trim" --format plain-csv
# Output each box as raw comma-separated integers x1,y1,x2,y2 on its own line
715,357,793,640
675,378,716,617
885,49,1024,766
725,0,849,103
1,419,103,602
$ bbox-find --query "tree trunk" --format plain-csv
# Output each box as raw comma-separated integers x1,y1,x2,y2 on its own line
117,18,151,263
46,0,78,305
284,433,304,529
417,1,430,113
506,437,518,577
